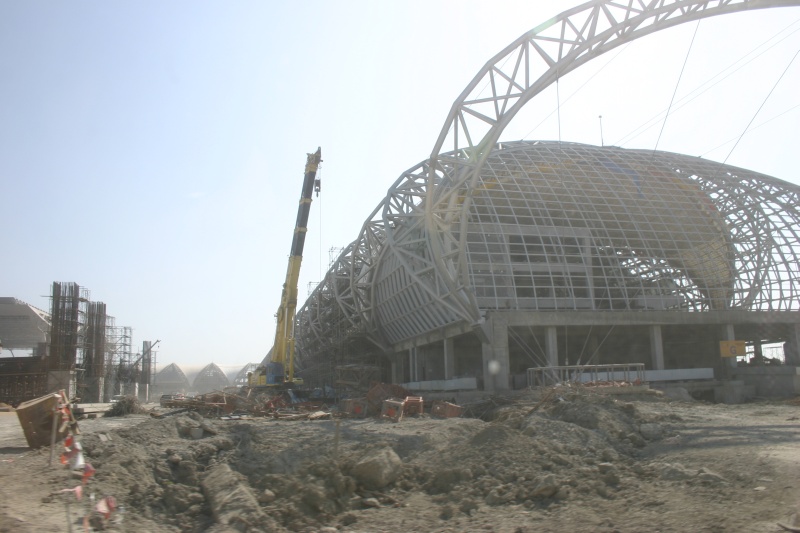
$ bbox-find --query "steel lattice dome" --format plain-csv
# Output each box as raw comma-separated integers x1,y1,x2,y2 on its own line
296,141,800,369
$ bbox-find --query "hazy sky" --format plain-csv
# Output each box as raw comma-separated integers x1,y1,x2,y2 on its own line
2,1,799,376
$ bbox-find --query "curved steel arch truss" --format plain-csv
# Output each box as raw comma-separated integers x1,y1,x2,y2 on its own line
296,0,800,360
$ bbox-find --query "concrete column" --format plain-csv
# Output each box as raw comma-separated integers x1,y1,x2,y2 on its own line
649,325,665,370
723,324,737,369
390,358,397,384
752,340,764,365
481,316,510,393
396,352,406,383
723,324,735,341
408,347,418,382
443,337,455,380
419,347,432,381
481,343,493,391
545,326,558,367
785,324,800,366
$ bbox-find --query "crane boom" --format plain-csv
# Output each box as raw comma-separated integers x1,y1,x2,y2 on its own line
251,148,321,387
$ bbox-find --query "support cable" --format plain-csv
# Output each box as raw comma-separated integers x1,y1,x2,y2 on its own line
616,19,800,147
508,327,548,367
717,46,800,169
525,325,549,365
566,326,602,383
522,45,630,140
556,71,562,147
653,20,701,157
578,325,616,367
699,102,800,157
508,328,541,365
576,325,593,366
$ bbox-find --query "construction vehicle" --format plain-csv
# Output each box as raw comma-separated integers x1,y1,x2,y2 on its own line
249,148,322,388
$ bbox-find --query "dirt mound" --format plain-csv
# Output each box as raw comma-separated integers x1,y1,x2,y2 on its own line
74,390,675,531
2,389,798,532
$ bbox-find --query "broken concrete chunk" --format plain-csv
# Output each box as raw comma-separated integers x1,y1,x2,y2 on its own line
531,474,560,498
174,417,199,438
199,422,219,435
696,467,727,484
201,464,279,531
350,448,403,490
362,497,381,508
597,462,616,474
258,488,276,504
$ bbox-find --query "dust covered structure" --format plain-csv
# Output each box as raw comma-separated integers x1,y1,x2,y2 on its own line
154,363,191,396
232,363,260,387
295,141,800,393
0,298,50,403
192,363,230,394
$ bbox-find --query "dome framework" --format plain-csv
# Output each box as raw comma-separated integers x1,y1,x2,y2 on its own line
297,142,800,386
295,0,800,391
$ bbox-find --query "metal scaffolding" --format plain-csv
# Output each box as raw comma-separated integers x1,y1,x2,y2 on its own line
49,282,88,371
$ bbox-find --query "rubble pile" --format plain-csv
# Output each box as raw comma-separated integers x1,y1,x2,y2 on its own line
105,396,148,417
52,386,696,531
8,385,799,532
158,389,329,418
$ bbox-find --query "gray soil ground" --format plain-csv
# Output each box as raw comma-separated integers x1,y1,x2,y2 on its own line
1,387,799,533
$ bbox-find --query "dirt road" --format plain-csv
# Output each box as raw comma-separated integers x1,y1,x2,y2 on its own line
1,389,798,532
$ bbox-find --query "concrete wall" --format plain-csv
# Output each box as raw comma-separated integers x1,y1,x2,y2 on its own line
732,366,800,398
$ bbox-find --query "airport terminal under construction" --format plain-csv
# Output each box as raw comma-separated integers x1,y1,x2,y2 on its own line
2,0,800,406
293,140,800,402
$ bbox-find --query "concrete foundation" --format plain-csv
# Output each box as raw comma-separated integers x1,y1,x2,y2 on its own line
714,380,756,404
731,365,800,398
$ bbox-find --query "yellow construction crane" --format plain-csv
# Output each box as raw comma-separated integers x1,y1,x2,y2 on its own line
249,148,322,387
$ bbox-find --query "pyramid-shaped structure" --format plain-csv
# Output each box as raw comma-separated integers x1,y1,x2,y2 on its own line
192,363,230,393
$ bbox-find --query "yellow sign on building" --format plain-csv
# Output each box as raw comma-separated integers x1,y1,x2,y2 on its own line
720,340,746,358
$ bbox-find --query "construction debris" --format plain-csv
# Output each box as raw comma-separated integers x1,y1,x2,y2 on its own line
105,395,148,417
339,398,368,418
2,386,799,532
365,383,410,415
15,390,78,449
152,383,466,425
403,396,424,416
431,400,464,418
380,399,405,422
